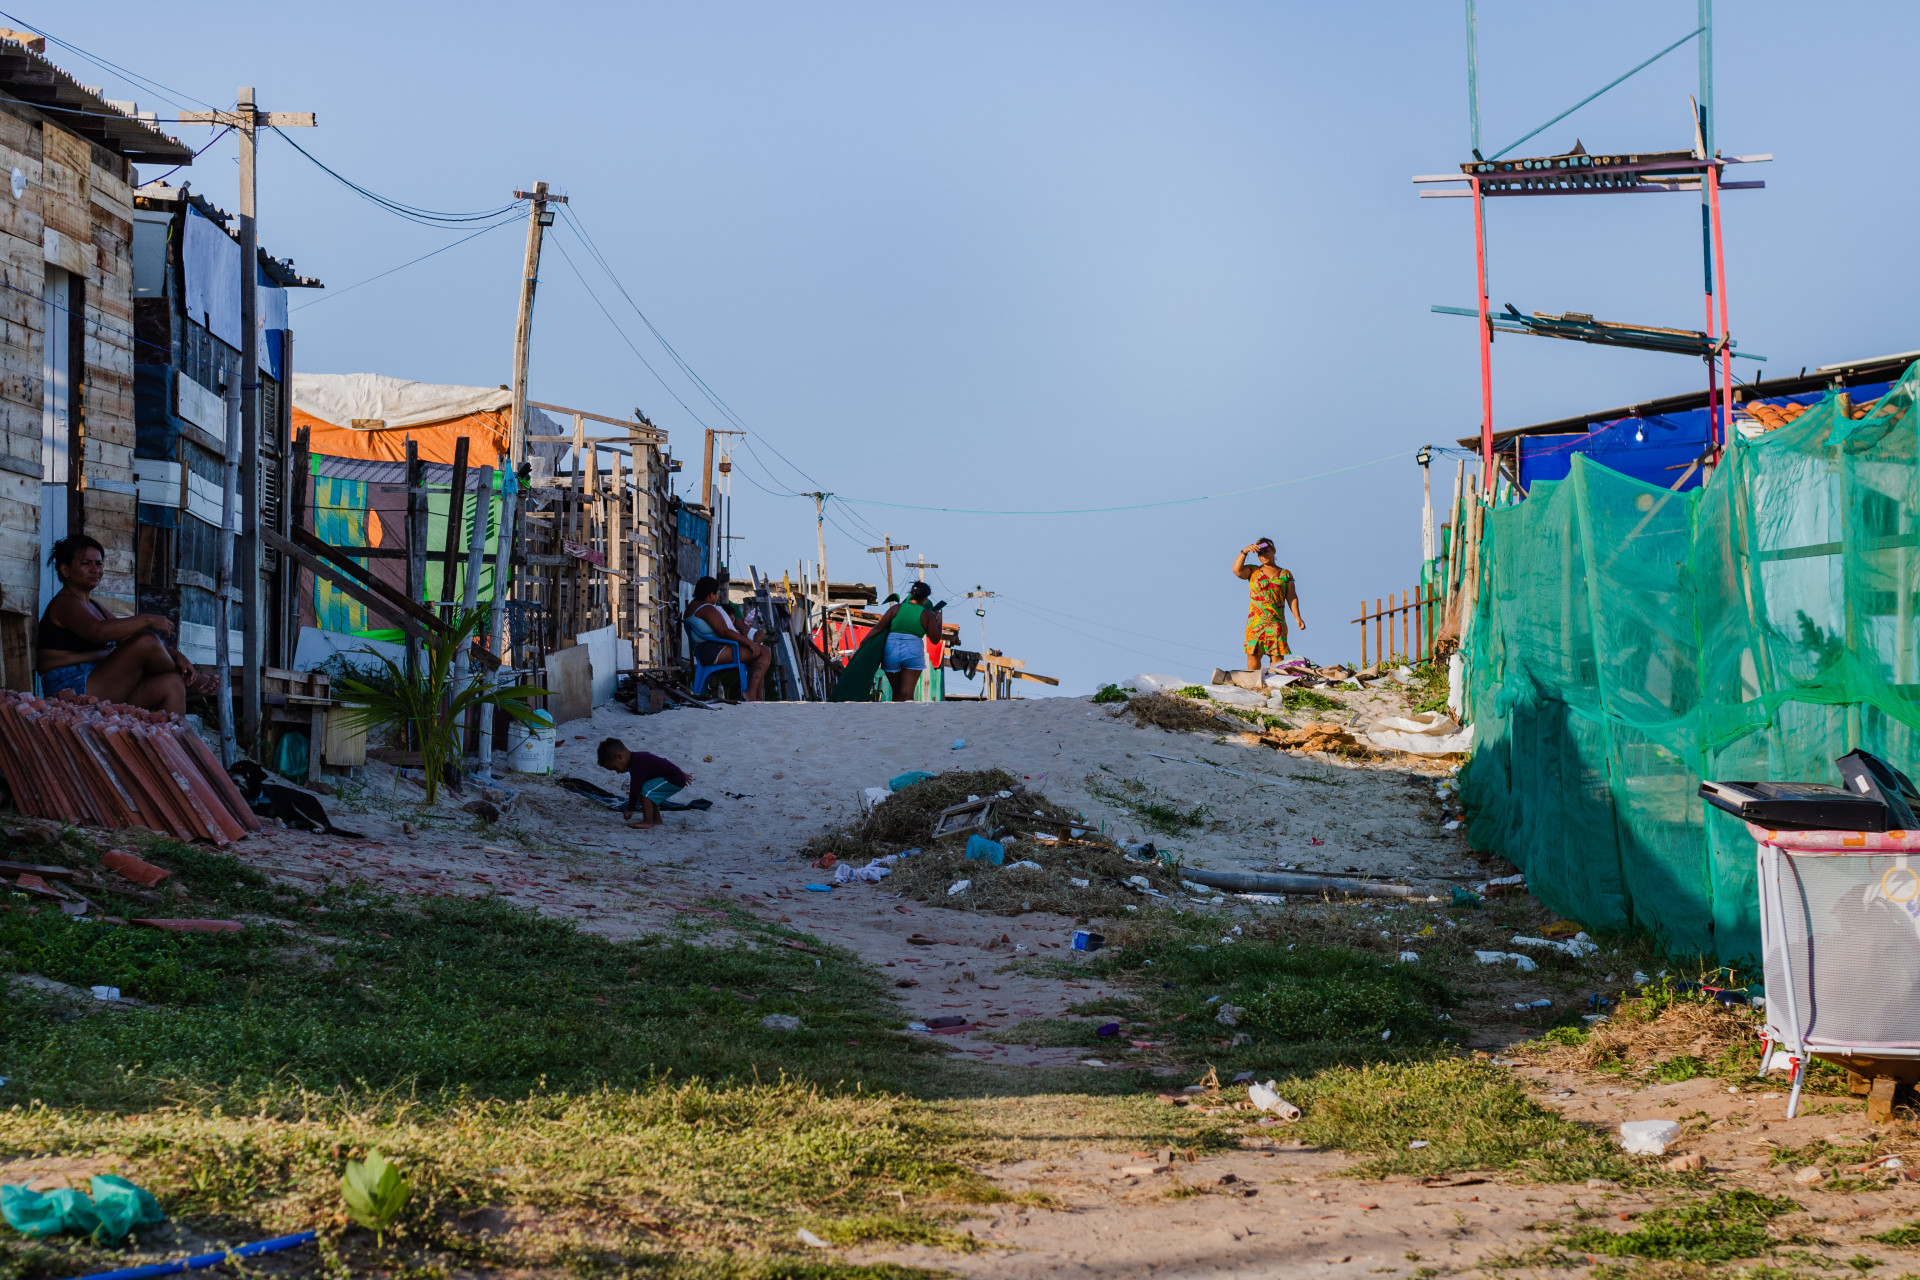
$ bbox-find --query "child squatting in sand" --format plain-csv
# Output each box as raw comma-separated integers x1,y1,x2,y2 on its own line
597,738,693,829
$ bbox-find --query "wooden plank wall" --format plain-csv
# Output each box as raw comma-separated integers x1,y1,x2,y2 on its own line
0,104,140,671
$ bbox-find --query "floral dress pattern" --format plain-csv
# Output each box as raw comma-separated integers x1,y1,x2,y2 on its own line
1244,564,1293,659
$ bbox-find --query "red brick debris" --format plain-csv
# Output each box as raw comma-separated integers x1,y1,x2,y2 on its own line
0,691,261,844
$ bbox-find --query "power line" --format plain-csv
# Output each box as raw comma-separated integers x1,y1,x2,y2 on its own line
840,449,1410,516
269,126,522,227
545,228,724,433
136,124,233,186
291,215,522,312
0,8,218,111
995,591,1230,656
995,595,1217,672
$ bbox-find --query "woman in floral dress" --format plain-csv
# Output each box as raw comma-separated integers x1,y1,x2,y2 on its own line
1232,537,1305,670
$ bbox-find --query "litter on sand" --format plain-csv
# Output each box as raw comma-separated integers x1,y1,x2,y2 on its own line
1246,1080,1302,1120
1619,1119,1682,1155
0,1174,164,1241
1511,932,1598,957
1474,950,1538,972
803,883,833,892
947,880,971,895
796,1228,831,1248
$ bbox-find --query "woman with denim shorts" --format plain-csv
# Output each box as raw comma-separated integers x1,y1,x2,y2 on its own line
877,581,943,702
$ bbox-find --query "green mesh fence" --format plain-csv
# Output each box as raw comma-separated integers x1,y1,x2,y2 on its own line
1462,363,1920,962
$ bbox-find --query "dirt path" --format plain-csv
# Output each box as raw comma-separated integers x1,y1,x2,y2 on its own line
220,691,1920,1276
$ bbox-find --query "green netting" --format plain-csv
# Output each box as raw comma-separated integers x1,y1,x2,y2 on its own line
1462,364,1920,962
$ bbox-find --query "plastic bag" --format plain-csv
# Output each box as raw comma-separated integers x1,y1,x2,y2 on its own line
0,1175,164,1241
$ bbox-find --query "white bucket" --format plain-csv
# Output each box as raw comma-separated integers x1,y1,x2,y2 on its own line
506,709,556,775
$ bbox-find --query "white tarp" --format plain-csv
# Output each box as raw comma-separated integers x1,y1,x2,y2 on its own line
1364,711,1474,755
291,372,514,428
182,206,242,347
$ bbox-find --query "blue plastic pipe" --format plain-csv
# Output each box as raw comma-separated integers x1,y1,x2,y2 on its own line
63,1230,318,1280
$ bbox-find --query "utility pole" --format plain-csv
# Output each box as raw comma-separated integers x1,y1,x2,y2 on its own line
180,89,315,752
905,556,938,583
806,492,832,612
966,586,996,652
509,182,565,469
702,428,743,577
865,535,910,598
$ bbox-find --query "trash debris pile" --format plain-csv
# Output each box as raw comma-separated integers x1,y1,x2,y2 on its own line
801,768,1190,917
0,691,261,843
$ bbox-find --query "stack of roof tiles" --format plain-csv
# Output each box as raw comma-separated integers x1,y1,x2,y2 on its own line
0,691,260,844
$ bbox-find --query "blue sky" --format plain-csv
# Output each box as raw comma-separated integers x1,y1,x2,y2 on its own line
58,1,1920,693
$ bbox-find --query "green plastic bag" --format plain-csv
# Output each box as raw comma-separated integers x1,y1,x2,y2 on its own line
889,771,934,792
0,1175,163,1241
90,1175,165,1241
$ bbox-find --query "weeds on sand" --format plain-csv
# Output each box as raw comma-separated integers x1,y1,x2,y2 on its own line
1870,1222,1920,1248
1282,686,1346,713
1405,661,1451,716
1084,773,1210,836
1109,692,1240,734
1091,683,1131,704
885,837,1185,918
1564,1190,1800,1262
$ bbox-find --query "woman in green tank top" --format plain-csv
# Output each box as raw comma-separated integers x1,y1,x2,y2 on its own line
878,581,944,701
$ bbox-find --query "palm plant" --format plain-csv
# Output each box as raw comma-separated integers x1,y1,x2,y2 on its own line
338,606,548,806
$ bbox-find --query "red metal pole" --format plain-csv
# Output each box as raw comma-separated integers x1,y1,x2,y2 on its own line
1707,160,1733,449
1472,175,1494,492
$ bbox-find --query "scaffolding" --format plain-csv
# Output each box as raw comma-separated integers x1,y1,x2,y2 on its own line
1414,0,1770,492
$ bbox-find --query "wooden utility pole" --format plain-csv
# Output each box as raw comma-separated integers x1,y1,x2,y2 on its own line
509,182,566,469
701,428,743,578
806,493,832,612
865,535,910,598
904,555,938,583
180,90,314,749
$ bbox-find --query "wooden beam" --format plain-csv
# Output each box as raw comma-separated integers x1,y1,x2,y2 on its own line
265,529,431,644
528,400,667,441
440,435,469,606
278,527,502,669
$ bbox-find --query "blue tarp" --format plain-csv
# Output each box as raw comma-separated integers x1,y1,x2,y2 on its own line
1517,385,1886,493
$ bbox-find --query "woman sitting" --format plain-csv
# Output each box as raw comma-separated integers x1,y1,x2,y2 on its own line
36,534,210,715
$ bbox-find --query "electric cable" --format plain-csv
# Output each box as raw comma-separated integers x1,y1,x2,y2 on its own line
545,229,724,432
292,214,522,312
837,448,1410,516
994,595,1218,671
134,124,232,187
270,126,521,227
993,592,1232,657
0,8,218,111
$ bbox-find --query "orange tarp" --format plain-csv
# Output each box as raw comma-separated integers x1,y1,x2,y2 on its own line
291,407,513,466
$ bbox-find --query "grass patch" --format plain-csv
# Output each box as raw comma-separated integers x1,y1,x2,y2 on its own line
1091,683,1131,704
1085,774,1210,837
1406,661,1451,716
1084,909,1455,1065
1293,1058,1639,1182
1565,1190,1799,1262
1870,1222,1920,1248
1282,687,1345,713
0,839,980,1276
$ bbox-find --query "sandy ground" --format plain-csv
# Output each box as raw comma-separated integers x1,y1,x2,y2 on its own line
240,687,1463,1061
220,689,1920,1275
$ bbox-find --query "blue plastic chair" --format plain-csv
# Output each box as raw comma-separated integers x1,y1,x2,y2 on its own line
685,612,750,700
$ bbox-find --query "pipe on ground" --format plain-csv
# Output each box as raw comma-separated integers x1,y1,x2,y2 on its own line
1180,868,1429,900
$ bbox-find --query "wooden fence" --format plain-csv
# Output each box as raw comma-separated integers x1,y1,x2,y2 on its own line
1354,587,1442,669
